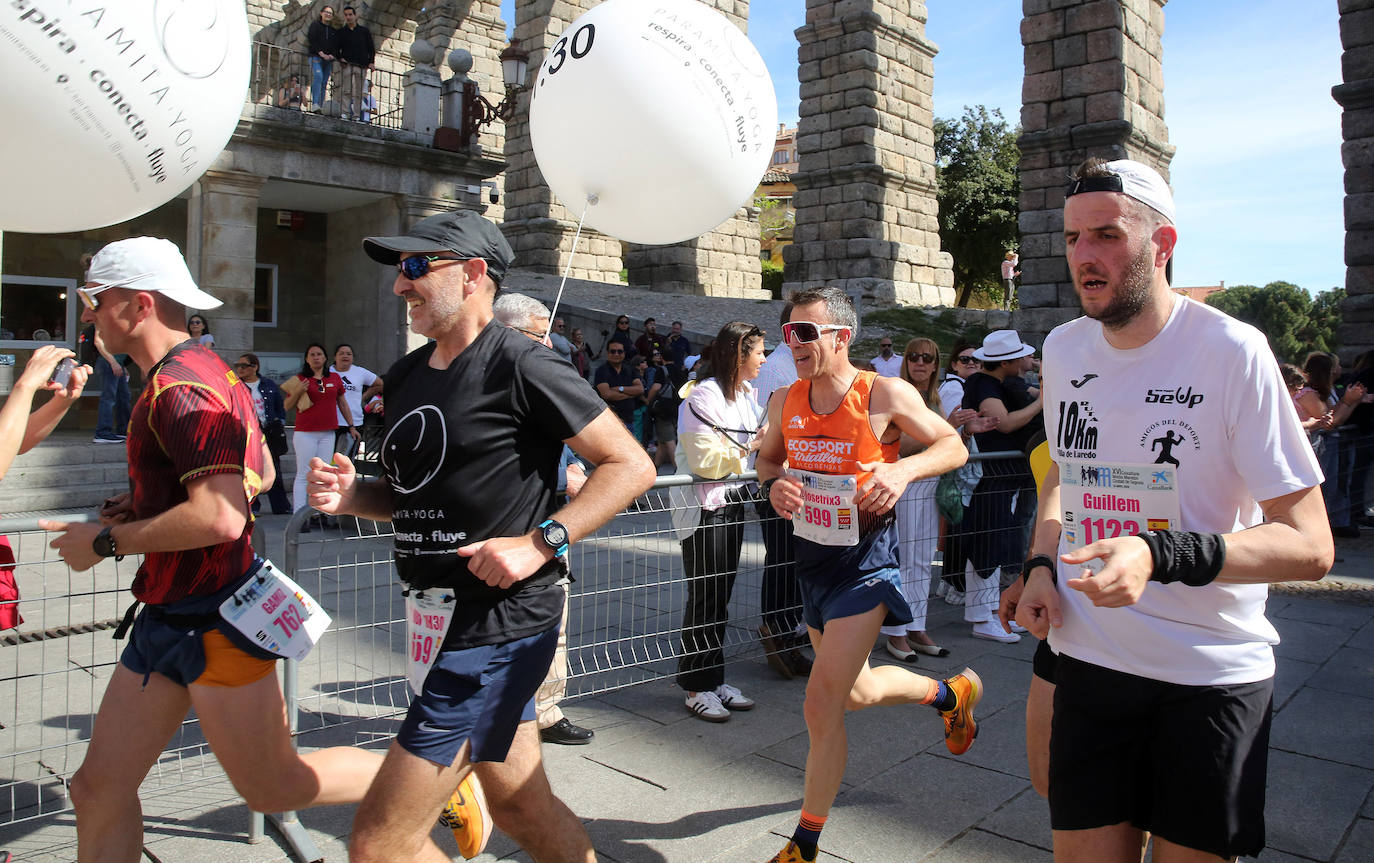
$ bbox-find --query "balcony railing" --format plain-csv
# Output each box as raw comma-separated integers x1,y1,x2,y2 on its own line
250,41,405,131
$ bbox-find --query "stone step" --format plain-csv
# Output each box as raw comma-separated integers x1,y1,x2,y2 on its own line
3,482,127,514
6,436,130,468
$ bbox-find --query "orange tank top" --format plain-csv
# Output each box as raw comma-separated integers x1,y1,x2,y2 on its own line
781,371,899,486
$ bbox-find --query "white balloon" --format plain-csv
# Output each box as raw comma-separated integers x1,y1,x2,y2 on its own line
0,0,250,233
528,0,777,246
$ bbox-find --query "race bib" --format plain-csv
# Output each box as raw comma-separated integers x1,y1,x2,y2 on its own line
791,469,859,547
218,560,332,662
1059,460,1181,574
405,589,456,696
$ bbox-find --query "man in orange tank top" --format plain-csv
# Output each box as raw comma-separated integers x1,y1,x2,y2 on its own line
755,286,983,863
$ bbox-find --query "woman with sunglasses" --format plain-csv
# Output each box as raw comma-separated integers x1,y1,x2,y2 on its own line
879,338,952,662
187,314,214,348
935,339,986,605
607,315,636,357
284,342,357,527
674,321,767,722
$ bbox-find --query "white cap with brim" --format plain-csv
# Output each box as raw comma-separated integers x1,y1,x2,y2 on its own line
1064,159,1176,224
973,329,1036,362
86,237,223,310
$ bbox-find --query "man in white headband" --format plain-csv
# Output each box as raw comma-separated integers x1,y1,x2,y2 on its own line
1004,158,1331,861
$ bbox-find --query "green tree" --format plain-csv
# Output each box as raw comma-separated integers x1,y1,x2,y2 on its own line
934,106,1021,307
1204,281,1342,362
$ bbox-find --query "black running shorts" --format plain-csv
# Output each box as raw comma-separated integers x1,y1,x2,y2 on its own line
1049,653,1271,859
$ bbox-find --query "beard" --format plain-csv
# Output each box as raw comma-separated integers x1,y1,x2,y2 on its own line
1081,239,1154,330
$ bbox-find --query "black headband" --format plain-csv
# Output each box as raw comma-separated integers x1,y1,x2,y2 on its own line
1065,175,1125,199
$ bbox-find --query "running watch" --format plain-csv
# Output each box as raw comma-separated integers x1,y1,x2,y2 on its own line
93,526,120,560
538,519,569,557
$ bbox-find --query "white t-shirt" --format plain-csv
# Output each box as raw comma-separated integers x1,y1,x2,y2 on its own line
246,379,266,423
753,343,797,411
331,363,378,427
1042,296,1322,686
937,374,966,423
871,353,902,377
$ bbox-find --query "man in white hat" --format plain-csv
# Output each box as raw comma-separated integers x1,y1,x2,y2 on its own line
42,237,387,857
1006,158,1332,862
952,329,1042,643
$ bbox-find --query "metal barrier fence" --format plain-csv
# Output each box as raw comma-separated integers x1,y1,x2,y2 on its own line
250,41,406,129
0,452,1031,854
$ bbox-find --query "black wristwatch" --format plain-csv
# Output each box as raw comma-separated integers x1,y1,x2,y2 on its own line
537,519,569,557
93,526,122,560
1022,554,1056,585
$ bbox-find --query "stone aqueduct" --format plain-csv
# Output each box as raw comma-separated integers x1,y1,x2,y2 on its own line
269,0,1372,358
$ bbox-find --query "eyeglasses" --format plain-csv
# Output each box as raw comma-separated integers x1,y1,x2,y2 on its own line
781,321,848,344
906,352,936,364
233,361,254,369
77,285,116,312
509,326,545,341
607,348,625,355
397,255,464,280
956,356,980,365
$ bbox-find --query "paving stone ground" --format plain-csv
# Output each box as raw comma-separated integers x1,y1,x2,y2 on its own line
1,520,1370,862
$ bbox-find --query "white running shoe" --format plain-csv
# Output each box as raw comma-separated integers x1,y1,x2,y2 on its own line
971,620,1021,644
713,683,755,711
944,588,965,606
685,690,731,722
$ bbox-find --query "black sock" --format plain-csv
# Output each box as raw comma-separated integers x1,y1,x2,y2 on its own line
931,679,956,712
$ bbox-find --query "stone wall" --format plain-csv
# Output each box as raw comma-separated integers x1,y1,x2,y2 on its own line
1335,0,1374,363
1014,0,1174,344
783,0,954,307
625,208,767,297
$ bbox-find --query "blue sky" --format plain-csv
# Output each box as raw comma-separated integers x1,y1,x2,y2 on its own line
501,0,1346,295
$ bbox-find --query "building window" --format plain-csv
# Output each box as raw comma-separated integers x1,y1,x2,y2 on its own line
0,275,77,346
773,150,789,165
254,264,278,327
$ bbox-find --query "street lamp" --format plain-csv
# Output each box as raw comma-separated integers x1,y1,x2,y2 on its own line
461,40,529,144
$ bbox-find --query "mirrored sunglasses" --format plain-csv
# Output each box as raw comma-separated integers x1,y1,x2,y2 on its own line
397,255,463,280
781,321,848,344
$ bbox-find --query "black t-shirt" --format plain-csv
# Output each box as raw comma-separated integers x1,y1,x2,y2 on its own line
1002,375,1045,448
381,322,605,647
593,362,640,423
963,372,1031,454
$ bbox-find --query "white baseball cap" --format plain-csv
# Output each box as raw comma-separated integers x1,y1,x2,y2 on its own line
1065,159,1175,224
85,237,223,310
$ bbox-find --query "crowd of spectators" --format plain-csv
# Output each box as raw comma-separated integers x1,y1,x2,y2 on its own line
1287,349,1373,538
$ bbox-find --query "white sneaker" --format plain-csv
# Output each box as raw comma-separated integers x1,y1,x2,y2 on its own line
935,579,948,599
1009,621,1029,634
685,690,730,722
971,620,1021,644
713,683,755,711
944,588,965,606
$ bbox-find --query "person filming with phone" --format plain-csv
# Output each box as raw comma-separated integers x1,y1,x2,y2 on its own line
0,346,91,483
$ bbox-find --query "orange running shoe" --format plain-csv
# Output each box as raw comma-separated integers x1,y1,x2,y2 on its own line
940,667,984,755
438,771,492,859
767,840,817,862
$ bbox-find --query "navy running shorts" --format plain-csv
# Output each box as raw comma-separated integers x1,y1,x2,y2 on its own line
397,624,560,766
798,565,912,632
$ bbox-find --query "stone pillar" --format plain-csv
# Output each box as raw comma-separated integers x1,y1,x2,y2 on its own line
625,207,768,297
781,1,953,307
501,0,622,281
1015,0,1174,342
621,1,764,297
186,170,266,358
1335,0,1374,362
402,39,443,136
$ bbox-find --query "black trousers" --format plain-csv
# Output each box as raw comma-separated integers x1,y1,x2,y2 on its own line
676,500,746,692
756,497,802,637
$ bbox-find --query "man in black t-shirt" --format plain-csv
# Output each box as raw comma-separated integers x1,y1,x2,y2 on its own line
593,342,643,430
307,212,654,862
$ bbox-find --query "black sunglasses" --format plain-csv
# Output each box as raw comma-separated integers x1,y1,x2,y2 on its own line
397,255,463,280
906,352,936,363
956,356,979,365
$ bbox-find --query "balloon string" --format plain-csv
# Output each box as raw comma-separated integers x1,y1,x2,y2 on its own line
544,195,594,342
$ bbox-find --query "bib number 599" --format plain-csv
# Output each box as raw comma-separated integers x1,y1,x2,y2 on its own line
803,505,832,528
